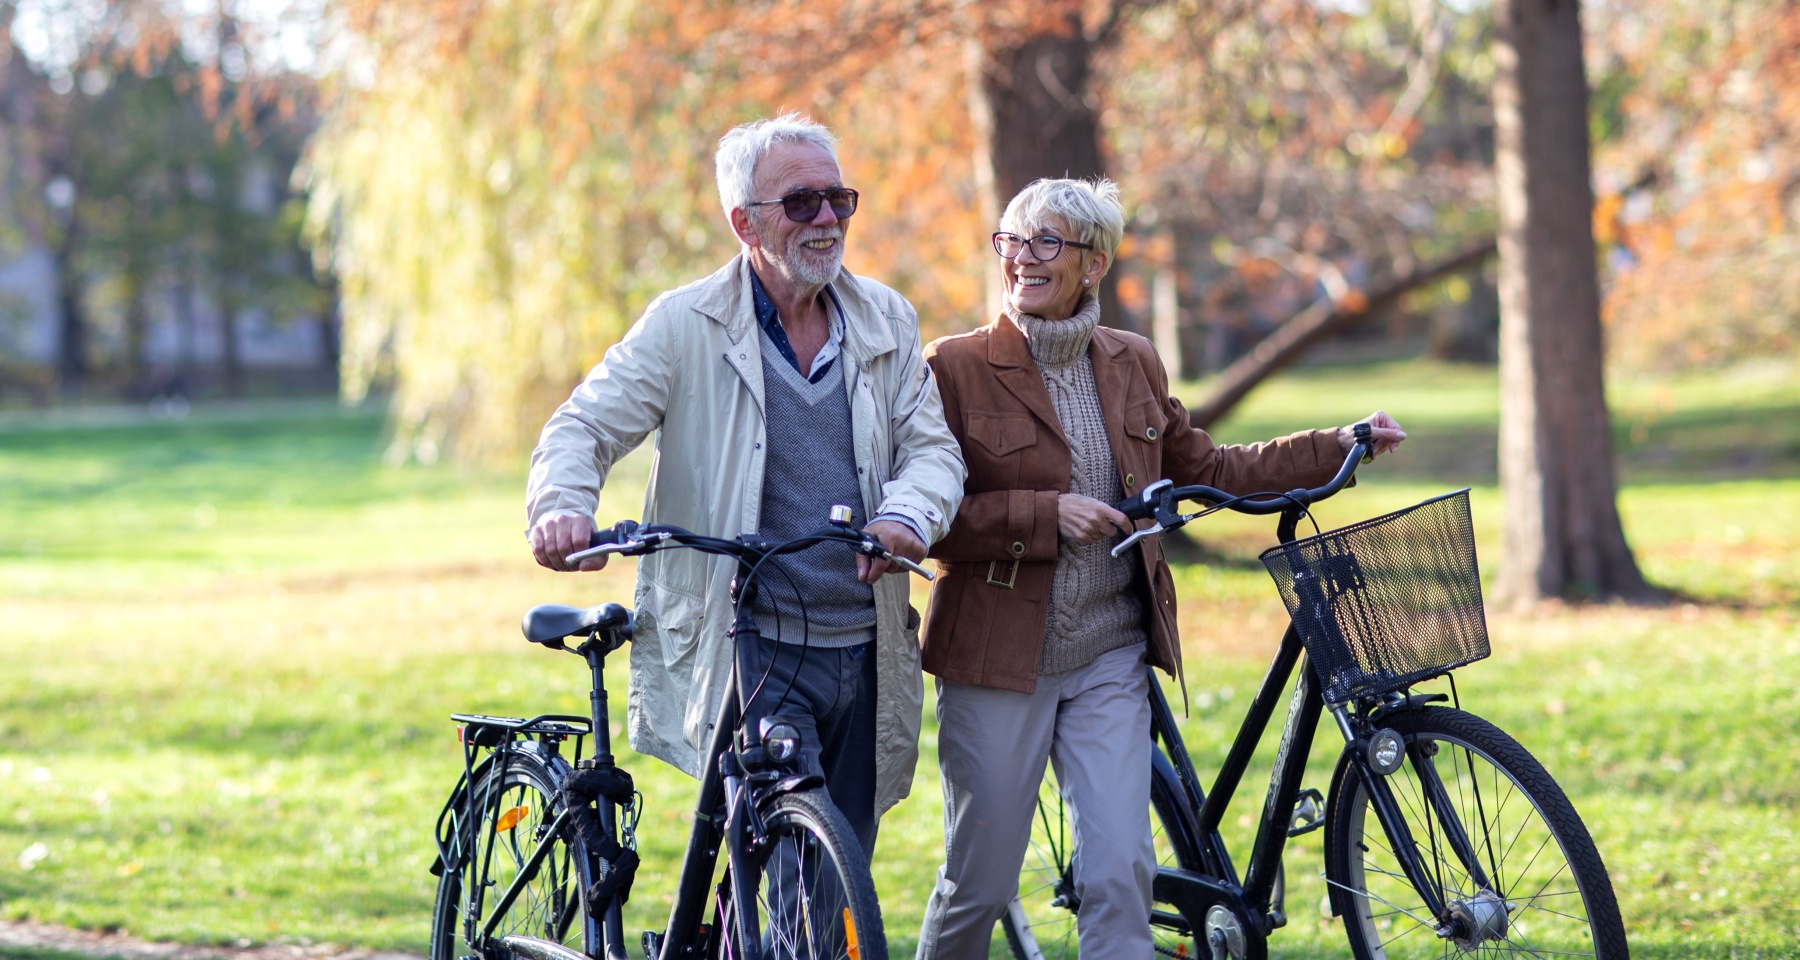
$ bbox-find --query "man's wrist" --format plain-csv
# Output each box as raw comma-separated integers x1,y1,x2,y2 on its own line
870,512,926,545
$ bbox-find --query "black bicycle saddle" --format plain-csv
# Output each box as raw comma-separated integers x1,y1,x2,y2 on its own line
521,602,634,646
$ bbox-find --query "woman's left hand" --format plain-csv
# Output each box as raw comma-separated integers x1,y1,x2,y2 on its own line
1057,494,1132,544
1338,410,1408,458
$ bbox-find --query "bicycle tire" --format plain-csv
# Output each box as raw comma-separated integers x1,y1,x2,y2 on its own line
1002,749,1205,960
431,744,595,960
1324,707,1628,959
719,787,887,960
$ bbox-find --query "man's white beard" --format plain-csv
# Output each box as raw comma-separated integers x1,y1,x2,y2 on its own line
769,227,844,287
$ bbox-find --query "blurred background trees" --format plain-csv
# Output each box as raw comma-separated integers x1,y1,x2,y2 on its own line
0,0,327,401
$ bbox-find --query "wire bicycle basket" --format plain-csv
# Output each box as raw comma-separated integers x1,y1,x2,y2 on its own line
1260,489,1489,704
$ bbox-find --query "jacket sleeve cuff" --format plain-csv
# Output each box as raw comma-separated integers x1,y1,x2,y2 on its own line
1012,490,1060,561
870,512,927,545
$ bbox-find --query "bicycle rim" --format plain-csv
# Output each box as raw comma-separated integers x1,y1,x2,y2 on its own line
435,753,592,959
728,789,886,960
1329,709,1627,959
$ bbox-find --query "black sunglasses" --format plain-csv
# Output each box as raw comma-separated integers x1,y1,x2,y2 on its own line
992,232,1095,262
748,188,860,223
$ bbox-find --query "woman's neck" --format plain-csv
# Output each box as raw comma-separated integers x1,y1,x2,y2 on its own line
1007,294,1102,367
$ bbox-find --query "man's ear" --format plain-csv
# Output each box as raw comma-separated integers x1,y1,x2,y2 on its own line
729,207,762,249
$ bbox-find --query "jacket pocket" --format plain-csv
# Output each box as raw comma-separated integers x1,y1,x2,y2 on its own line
1122,401,1164,446
964,410,1037,458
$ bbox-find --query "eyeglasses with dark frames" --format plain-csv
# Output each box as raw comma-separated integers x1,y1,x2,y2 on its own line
747,188,860,223
991,232,1096,262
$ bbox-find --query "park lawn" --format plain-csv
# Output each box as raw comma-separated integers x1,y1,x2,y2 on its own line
1,361,1797,958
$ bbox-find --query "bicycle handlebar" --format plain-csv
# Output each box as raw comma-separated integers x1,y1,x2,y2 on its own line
1108,423,1375,558
564,516,935,581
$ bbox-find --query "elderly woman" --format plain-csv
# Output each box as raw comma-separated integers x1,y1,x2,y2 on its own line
914,178,1405,959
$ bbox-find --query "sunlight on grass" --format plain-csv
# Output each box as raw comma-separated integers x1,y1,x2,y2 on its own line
3,362,1798,955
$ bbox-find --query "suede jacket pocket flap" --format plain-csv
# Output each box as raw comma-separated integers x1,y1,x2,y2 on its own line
965,411,1038,458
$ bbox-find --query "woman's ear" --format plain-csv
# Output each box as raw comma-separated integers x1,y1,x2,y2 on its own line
1084,250,1111,287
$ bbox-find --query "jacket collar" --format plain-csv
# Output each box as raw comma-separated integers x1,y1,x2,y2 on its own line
986,313,1134,443
691,254,896,364
987,311,1128,367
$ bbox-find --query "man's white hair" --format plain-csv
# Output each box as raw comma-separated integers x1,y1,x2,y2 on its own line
715,113,840,219
1000,177,1126,262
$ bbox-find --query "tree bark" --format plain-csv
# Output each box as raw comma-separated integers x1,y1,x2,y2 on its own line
1188,240,1497,429
53,222,87,395
972,5,1128,330
1492,0,1655,603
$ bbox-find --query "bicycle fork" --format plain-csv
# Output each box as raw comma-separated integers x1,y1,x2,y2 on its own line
1327,700,1500,941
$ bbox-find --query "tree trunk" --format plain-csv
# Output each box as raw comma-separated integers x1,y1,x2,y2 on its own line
222,304,244,398
53,225,86,396
972,6,1128,330
1492,0,1655,603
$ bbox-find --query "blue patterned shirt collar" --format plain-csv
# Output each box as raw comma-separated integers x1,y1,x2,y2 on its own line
749,267,844,384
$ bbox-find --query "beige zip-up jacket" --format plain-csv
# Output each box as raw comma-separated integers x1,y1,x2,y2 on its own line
527,255,965,812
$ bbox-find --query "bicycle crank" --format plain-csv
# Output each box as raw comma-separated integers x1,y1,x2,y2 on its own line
1204,905,1247,960
1437,888,1510,949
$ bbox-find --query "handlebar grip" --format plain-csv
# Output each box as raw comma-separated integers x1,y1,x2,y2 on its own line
587,520,641,549
1114,478,1173,522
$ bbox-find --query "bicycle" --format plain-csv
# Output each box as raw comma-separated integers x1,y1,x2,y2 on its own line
429,508,933,960
1001,426,1628,959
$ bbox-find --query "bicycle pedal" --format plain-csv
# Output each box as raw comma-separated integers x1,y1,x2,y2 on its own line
1287,787,1326,837
641,929,663,960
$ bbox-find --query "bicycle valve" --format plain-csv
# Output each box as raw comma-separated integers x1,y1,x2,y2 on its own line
828,504,855,527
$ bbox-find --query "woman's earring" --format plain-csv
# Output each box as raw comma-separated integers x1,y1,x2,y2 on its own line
1083,279,1091,286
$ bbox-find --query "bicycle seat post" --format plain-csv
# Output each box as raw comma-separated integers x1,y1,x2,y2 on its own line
585,642,615,767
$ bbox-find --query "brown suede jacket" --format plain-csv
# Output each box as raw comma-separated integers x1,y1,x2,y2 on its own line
921,314,1346,694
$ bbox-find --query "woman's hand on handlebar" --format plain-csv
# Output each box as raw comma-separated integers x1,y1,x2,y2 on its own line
1059,494,1132,544
1338,410,1408,458
857,519,926,583
531,513,608,573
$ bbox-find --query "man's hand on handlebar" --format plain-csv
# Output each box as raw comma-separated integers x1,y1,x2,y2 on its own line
858,519,926,583
532,513,608,573
1338,410,1407,458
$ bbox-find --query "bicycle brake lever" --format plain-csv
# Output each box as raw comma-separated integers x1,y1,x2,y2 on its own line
889,554,935,581
858,537,936,581
1110,523,1165,558
564,542,623,564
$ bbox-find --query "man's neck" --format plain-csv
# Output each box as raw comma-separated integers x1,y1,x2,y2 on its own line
748,256,830,335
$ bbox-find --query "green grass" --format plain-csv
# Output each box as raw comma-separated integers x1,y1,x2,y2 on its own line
2,362,1799,956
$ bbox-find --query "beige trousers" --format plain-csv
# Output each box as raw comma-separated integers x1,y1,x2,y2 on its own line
915,642,1154,960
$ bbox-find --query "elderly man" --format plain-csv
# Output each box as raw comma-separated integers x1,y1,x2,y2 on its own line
527,113,964,851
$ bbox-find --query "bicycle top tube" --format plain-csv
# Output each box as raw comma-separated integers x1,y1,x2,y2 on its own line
564,519,934,581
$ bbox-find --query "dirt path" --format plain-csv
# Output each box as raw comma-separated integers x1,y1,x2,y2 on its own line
0,921,421,960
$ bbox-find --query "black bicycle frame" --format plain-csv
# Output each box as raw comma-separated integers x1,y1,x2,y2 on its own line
1144,503,1490,939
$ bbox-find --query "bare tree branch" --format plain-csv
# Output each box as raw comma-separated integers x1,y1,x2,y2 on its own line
1188,238,1497,430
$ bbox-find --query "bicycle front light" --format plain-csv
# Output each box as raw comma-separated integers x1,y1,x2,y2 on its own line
760,719,802,763
1368,728,1406,775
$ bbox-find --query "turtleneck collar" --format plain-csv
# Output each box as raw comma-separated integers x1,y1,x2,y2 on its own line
1006,293,1102,367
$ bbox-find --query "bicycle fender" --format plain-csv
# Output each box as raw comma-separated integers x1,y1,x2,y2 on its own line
1368,693,1450,724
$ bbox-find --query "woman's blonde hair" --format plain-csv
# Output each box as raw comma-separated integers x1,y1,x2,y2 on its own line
999,177,1125,262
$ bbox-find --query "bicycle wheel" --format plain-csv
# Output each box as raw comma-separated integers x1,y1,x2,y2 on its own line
1325,707,1628,959
431,745,595,960
1003,750,1204,960
720,787,887,960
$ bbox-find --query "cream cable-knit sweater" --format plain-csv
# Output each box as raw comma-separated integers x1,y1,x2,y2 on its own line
1007,295,1148,675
